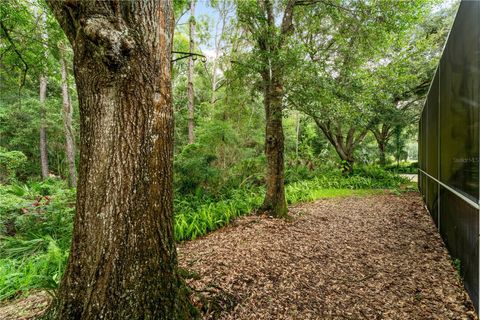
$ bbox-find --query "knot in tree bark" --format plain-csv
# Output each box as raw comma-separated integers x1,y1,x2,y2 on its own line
82,16,135,70
267,135,276,146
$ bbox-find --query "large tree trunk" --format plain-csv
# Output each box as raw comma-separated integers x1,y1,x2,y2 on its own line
329,136,354,174
379,145,386,167
371,124,392,167
335,147,354,175
313,119,365,175
187,0,196,144
45,1,194,319
261,74,287,217
378,141,386,167
39,74,49,179
59,45,77,188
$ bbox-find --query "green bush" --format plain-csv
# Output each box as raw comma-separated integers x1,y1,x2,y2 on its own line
0,148,27,184
0,179,74,299
174,143,221,196
285,165,311,184
230,156,266,188
385,162,418,174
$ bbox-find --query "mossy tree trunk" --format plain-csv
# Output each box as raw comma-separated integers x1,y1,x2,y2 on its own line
45,1,195,319
253,0,295,218
261,70,288,217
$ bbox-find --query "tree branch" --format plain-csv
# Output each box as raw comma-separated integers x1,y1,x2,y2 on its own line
0,21,28,88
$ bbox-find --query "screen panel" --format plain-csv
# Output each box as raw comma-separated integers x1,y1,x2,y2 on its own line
426,177,438,226
422,106,427,173
439,186,479,310
422,173,427,202
426,71,439,178
439,1,480,201
418,119,422,192
418,1,480,311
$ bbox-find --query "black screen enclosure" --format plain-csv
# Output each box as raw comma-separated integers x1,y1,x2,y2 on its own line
418,0,479,311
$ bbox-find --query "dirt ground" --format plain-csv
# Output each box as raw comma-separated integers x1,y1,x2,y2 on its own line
0,192,476,319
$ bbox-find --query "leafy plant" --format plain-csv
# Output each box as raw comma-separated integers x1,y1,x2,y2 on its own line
0,166,407,300
0,148,27,184
453,258,462,277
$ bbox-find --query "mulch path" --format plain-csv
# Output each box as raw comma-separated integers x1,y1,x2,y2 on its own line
0,192,476,319
0,292,51,320
179,192,477,319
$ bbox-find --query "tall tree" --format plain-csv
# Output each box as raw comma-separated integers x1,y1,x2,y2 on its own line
288,0,428,173
369,4,455,166
59,42,77,187
210,0,232,105
237,0,296,217
44,1,194,318
187,0,196,143
38,10,49,179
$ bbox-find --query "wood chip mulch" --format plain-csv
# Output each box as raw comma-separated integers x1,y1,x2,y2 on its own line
179,192,477,319
0,192,476,319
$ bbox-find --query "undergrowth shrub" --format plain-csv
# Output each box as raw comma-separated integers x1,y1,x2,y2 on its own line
385,162,418,174
174,188,263,241
0,166,407,300
0,179,74,300
0,148,27,184
174,143,220,196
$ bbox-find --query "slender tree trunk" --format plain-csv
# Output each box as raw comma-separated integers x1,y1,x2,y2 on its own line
210,30,219,105
210,1,228,105
45,1,195,319
59,45,77,187
35,7,49,180
295,111,300,158
378,141,386,167
39,74,49,179
211,61,217,105
187,0,196,144
261,74,287,217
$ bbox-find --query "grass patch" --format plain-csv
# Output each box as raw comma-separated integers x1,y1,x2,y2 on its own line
287,188,385,204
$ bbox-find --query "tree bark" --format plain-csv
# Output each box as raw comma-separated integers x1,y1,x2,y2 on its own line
378,141,386,167
254,0,295,218
36,7,49,180
59,44,77,187
45,1,195,319
295,111,300,158
371,124,392,167
261,72,288,217
210,1,229,105
187,0,196,144
39,73,49,179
